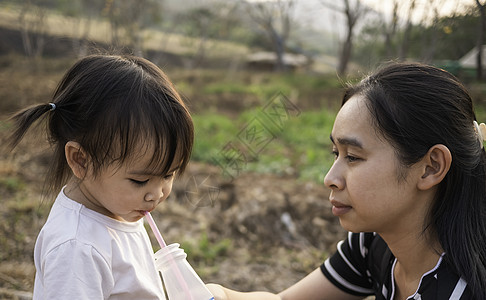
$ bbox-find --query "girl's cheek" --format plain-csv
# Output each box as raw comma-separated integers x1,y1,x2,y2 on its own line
164,184,173,196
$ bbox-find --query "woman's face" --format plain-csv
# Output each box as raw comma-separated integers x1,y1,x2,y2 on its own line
324,95,429,235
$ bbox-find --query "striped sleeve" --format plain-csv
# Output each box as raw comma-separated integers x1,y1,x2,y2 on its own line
320,232,375,296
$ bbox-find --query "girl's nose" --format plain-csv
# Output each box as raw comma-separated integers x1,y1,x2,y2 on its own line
145,183,165,202
323,163,344,190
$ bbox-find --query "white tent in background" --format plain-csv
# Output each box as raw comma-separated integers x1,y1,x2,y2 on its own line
459,45,486,69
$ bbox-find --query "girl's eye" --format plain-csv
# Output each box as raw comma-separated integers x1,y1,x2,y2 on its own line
130,179,149,186
164,173,175,180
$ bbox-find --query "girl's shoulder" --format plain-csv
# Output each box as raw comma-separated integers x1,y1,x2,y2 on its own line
37,190,146,257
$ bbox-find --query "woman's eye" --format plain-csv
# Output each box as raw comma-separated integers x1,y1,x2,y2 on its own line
130,179,149,186
331,150,360,163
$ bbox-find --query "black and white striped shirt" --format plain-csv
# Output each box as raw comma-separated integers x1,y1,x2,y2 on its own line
321,232,472,299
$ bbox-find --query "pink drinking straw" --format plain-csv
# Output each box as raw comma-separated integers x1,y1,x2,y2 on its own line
144,211,167,248
144,211,194,300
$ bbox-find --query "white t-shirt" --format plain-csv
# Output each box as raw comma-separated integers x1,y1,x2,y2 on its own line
33,188,166,299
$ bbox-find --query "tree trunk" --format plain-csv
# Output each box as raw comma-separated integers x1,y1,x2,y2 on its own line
384,1,398,59
18,1,47,62
476,0,485,80
399,0,416,61
19,8,34,57
271,27,286,71
338,33,352,76
337,0,361,76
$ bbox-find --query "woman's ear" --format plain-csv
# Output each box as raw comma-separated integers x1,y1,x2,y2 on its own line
65,141,88,179
417,144,452,190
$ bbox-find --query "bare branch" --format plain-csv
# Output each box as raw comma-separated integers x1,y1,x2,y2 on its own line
244,0,297,71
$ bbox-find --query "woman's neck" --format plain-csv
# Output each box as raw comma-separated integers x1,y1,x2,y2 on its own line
381,230,443,299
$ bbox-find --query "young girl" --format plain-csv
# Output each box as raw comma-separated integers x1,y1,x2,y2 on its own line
207,62,486,299
7,54,194,299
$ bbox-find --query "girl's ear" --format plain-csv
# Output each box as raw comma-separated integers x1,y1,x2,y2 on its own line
417,144,452,190
65,141,88,179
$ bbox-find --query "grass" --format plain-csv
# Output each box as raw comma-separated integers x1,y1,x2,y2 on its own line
192,107,337,183
0,176,26,194
182,70,343,183
181,232,233,266
191,113,239,162
197,71,344,102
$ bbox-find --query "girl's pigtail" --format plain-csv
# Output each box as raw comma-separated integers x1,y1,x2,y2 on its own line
7,103,56,149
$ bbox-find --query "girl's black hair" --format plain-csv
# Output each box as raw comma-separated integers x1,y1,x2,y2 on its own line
8,54,194,196
343,62,486,299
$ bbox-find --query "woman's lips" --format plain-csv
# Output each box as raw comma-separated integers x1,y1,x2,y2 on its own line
330,200,352,216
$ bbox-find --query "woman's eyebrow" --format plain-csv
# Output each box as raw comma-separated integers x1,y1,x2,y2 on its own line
330,134,363,149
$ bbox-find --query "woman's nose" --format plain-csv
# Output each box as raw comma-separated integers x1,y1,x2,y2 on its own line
323,163,344,190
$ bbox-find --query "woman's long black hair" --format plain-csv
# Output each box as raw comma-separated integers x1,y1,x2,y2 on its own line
343,62,486,299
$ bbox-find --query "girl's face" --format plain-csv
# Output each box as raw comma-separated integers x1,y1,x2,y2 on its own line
324,95,429,235
73,147,179,222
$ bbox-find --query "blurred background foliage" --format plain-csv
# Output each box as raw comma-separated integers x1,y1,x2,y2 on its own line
1,0,486,183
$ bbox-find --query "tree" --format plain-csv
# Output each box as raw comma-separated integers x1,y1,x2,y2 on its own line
398,0,416,61
58,0,105,57
417,5,478,61
476,0,486,80
103,0,163,56
18,0,52,59
354,4,479,69
418,1,436,62
321,0,369,76
244,0,296,71
177,2,240,69
383,0,399,59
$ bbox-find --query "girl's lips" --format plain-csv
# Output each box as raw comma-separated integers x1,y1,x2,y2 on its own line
330,200,352,216
139,207,155,214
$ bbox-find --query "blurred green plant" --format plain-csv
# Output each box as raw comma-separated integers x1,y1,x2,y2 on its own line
191,113,238,163
0,176,26,193
199,72,342,102
192,107,337,182
180,232,233,266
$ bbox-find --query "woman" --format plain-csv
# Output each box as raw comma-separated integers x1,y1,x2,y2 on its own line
207,62,486,300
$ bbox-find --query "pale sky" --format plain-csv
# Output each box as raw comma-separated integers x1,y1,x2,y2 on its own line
246,0,478,36
360,0,476,24
249,0,477,27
